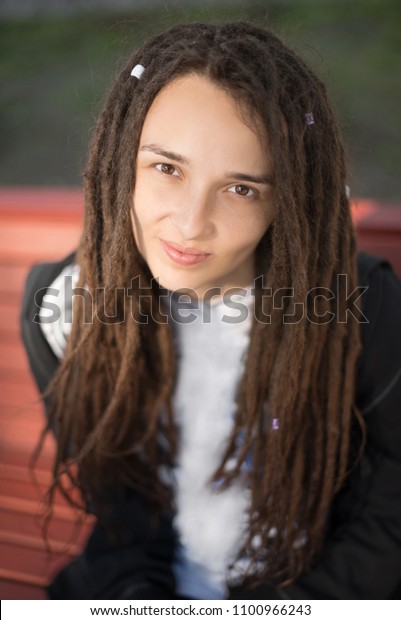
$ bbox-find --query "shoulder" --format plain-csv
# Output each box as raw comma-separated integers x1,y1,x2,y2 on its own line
21,251,77,317
356,250,401,458
20,251,77,394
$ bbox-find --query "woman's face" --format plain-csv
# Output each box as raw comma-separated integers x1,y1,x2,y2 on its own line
131,73,274,300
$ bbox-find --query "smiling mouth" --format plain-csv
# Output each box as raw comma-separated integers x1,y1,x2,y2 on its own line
160,240,211,266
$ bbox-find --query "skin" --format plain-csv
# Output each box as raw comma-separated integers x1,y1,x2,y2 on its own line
131,73,274,300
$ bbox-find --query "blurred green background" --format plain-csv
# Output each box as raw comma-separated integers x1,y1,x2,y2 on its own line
0,0,400,201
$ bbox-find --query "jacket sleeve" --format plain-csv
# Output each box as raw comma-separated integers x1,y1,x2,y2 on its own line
231,259,401,600
48,490,178,600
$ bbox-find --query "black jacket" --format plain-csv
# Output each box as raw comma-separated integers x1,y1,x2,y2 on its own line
20,251,401,600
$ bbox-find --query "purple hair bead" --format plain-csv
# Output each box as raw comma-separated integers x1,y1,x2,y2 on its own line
305,112,315,125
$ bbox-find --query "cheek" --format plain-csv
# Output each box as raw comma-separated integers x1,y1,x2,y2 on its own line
131,184,156,234
131,182,148,225
225,210,272,254
251,203,274,244
132,180,171,227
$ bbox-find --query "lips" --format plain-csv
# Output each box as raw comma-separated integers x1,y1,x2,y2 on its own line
160,240,211,266
163,240,210,255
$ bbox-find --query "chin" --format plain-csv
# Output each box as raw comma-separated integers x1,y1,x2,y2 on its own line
155,272,202,297
146,268,181,291
160,278,197,295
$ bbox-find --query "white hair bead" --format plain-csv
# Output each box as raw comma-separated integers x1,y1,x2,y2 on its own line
130,64,145,79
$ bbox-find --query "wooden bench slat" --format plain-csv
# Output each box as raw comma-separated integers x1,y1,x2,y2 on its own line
0,223,80,264
0,462,50,485
0,343,34,373
0,545,68,585
0,578,46,599
0,264,30,295
0,506,92,544
0,465,88,511
0,567,48,588
0,530,81,556
0,378,41,408
0,495,86,522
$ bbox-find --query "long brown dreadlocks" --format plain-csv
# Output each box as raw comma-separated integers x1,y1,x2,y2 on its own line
40,21,363,588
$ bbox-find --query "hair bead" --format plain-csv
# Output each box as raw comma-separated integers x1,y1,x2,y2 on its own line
131,64,145,79
305,112,315,125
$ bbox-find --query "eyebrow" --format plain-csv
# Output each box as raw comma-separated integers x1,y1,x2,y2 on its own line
225,171,273,185
138,143,273,185
139,144,189,165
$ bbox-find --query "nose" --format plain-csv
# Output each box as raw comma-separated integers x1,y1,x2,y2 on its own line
169,186,215,241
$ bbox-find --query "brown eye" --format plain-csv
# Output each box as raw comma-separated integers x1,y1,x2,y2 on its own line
235,185,250,196
228,184,256,198
156,163,178,176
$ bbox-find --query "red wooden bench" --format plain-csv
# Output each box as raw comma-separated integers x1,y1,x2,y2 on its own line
0,189,91,599
0,188,400,600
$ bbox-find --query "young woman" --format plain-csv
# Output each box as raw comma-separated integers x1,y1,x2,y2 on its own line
21,21,401,600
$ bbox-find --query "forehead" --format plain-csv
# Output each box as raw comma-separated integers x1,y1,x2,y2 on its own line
139,73,270,168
